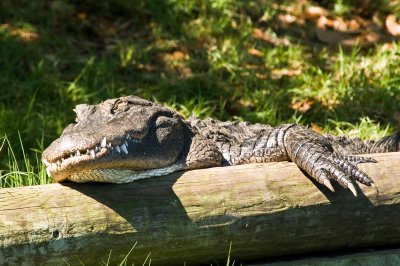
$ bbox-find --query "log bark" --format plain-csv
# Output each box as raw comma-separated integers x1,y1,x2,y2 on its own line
1,152,400,265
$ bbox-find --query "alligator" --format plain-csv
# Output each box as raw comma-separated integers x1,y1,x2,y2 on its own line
42,96,400,196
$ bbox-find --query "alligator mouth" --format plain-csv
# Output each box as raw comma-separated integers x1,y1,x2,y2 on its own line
42,133,142,178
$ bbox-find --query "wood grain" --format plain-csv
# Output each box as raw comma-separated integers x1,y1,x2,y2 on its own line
0,152,400,265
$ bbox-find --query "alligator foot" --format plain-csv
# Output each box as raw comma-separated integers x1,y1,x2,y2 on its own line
285,125,376,196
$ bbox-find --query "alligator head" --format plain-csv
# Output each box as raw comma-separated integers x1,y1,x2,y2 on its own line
42,96,187,182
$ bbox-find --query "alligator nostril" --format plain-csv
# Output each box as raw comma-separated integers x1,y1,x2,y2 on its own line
51,229,60,239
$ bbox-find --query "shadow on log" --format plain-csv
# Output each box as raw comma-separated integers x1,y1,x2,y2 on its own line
1,152,400,265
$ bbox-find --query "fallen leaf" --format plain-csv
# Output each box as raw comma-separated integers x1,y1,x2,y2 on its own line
305,6,328,19
271,68,301,79
0,24,39,42
278,14,296,24
162,51,188,63
316,16,329,29
253,28,290,46
171,51,186,61
255,73,267,79
11,29,39,41
291,99,313,113
317,16,347,31
311,123,323,133
331,17,348,31
386,15,400,36
347,19,361,31
247,48,263,57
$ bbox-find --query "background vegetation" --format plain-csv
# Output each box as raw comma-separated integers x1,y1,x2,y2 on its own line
1,0,400,187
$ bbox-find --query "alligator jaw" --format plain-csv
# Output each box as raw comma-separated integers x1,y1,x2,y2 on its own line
41,96,186,182
42,134,142,182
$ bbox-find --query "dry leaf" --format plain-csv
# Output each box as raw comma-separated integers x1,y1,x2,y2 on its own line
317,16,348,31
253,28,271,40
11,29,39,41
278,14,296,24
386,15,400,36
163,51,187,62
332,17,348,31
247,48,263,57
253,28,290,46
255,73,267,79
171,51,186,61
317,15,362,33
305,6,328,19
271,68,301,79
316,16,329,29
291,99,313,113
0,24,39,42
311,123,323,133
347,19,361,31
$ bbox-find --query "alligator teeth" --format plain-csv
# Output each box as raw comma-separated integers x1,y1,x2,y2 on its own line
107,143,112,148
95,146,100,152
120,144,128,154
101,137,107,148
131,138,141,144
115,145,121,154
90,149,96,158
46,168,51,177
125,134,130,140
76,150,81,156
124,141,128,147
70,154,74,158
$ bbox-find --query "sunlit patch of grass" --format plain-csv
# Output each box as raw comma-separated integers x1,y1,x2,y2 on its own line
1,1,399,188
0,134,51,188
0,22,39,42
332,0,352,16
325,117,391,140
63,243,152,266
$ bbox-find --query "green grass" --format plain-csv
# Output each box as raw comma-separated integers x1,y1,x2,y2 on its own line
1,0,400,187
63,242,236,265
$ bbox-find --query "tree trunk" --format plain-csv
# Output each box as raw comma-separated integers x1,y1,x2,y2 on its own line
1,152,400,265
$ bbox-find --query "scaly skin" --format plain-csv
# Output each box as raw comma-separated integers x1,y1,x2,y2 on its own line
42,96,400,196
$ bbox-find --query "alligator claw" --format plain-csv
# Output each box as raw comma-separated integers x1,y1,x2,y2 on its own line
285,125,377,196
313,154,376,196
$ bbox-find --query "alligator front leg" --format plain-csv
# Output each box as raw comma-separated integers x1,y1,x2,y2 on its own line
284,125,376,196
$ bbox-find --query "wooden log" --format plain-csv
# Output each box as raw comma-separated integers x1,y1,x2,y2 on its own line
249,248,400,265
1,152,400,265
